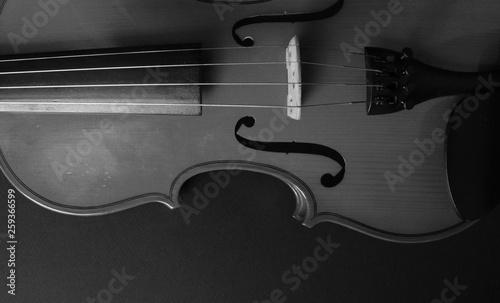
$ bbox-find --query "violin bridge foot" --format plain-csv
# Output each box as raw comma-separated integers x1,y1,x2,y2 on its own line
286,35,302,120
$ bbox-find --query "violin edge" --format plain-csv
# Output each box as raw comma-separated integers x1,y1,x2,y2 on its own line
1,155,475,243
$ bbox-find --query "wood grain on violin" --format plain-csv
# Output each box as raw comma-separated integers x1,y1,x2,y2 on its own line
0,0,498,243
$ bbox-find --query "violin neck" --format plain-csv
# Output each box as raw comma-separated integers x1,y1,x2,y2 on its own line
0,44,202,115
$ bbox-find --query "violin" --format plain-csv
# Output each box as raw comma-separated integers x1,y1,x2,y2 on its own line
0,0,498,243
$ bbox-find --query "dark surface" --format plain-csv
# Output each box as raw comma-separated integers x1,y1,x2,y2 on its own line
0,169,499,303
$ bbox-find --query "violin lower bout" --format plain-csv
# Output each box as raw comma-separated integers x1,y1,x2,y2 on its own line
0,98,472,243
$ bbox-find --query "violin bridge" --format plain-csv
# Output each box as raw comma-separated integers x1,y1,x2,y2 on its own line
286,36,302,120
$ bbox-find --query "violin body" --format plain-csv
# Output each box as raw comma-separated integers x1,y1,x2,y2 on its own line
1,0,499,242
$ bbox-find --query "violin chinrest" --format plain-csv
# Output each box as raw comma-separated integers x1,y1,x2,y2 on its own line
446,94,500,220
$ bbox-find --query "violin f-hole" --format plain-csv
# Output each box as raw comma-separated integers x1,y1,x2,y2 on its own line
234,116,346,188
231,0,345,46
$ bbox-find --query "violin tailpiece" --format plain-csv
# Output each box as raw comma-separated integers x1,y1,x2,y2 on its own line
365,47,500,115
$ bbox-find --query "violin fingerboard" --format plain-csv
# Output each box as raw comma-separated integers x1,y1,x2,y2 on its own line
0,44,201,115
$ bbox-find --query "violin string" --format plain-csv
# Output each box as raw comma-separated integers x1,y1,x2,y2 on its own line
0,45,379,111
0,44,369,64
0,100,373,109
299,45,380,59
0,61,380,75
0,82,381,90
302,62,379,72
